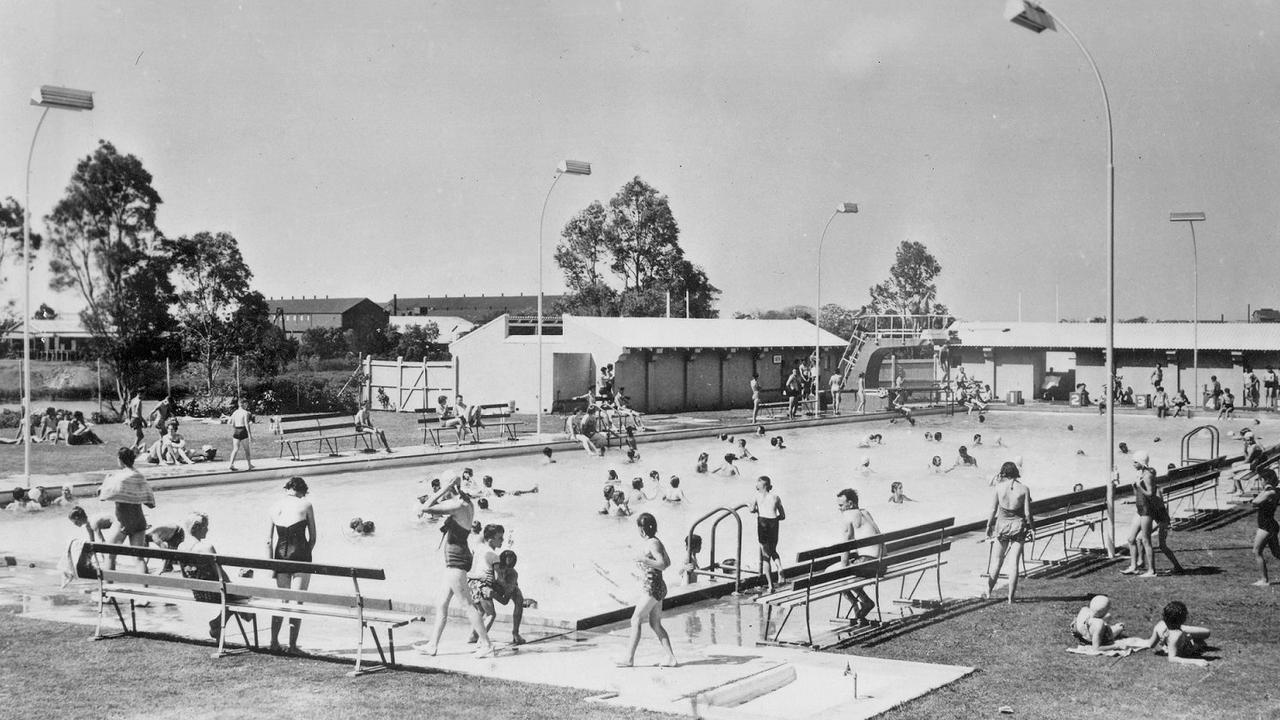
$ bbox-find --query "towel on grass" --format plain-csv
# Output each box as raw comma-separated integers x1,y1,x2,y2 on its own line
1067,638,1149,657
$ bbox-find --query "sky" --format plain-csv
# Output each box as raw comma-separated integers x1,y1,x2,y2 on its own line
2,0,1278,323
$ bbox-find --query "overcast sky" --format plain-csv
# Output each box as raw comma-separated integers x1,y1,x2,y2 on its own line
3,1,1278,322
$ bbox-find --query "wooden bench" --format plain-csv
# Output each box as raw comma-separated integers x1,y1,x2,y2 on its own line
470,403,524,442
417,403,522,447
278,412,371,460
1017,487,1109,574
81,543,419,676
755,398,817,420
1160,461,1224,521
756,517,954,648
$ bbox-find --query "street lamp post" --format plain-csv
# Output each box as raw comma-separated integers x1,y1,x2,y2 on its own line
23,85,94,486
815,203,858,413
1171,212,1205,415
1006,0,1117,555
536,159,591,437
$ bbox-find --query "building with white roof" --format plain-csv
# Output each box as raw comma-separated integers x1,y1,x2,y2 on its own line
948,320,1280,404
450,314,846,414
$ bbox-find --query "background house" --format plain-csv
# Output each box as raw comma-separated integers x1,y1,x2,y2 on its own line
267,297,388,340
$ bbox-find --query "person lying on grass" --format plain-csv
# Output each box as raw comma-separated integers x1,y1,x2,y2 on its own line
1140,600,1211,667
1072,594,1125,652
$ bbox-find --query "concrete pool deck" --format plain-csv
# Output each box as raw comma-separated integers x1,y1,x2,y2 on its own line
3,562,974,719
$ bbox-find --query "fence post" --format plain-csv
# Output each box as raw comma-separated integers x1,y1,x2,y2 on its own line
424,353,435,409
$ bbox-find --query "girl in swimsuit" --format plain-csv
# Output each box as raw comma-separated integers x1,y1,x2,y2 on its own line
618,512,676,668
418,472,494,658
266,477,316,654
1250,468,1280,586
983,461,1034,604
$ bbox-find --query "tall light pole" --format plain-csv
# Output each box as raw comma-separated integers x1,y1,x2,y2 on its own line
1171,212,1205,415
1006,0,1117,555
815,202,858,413
23,85,94,486
536,159,591,437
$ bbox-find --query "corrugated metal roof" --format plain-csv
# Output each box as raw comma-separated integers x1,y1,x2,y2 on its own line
951,321,1280,351
567,315,847,349
268,297,379,315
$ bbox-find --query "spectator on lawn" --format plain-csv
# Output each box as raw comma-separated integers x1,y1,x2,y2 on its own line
67,411,103,446
228,398,255,472
354,399,394,453
1250,468,1280,586
1072,594,1125,652
1140,600,1211,667
127,391,146,450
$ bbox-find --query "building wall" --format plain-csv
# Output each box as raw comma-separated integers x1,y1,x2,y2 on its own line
646,352,687,412
993,348,1043,400
724,352,756,407
686,352,722,410
282,312,344,336
451,320,564,414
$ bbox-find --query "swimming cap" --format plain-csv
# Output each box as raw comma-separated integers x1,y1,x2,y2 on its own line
860,456,870,466
1132,450,1150,467
1067,425,1074,431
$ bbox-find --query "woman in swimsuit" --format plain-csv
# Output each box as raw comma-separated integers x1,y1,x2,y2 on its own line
983,461,1034,604
1122,451,1184,577
266,476,316,654
1250,468,1280,586
618,512,677,668
418,472,494,658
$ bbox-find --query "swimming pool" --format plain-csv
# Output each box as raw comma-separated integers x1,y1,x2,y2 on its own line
0,410,1258,619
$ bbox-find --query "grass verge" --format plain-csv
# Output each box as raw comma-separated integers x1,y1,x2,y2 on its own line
0,613,665,720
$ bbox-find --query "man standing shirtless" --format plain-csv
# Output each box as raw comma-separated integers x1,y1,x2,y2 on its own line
751,476,785,592
837,488,882,625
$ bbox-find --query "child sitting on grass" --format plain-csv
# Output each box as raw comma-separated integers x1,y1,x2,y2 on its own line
1141,600,1211,667
1072,594,1125,651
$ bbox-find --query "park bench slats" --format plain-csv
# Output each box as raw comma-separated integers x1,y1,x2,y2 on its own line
757,517,954,649
278,412,372,461
418,402,521,447
83,543,416,676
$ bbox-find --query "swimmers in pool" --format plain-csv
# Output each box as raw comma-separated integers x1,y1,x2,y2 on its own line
695,452,709,473
662,477,688,503
888,482,915,504
626,448,640,463
945,446,977,474
858,456,874,475
929,456,943,473
542,447,556,464
478,475,538,498
856,433,882,449
770,436,787,450
735,438,757,461
756,425,766,437
629,478,654,505
712,454,740,476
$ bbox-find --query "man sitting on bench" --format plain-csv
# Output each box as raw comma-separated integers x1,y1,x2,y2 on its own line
354,400,393,453
837,488,884,626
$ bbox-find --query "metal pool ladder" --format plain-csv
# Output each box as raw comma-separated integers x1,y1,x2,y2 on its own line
685,504,756,593
1180,425,1220,465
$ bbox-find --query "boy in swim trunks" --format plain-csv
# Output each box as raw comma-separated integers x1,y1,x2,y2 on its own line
751,476,785,592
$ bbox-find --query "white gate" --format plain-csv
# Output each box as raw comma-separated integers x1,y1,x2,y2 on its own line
363,356,455,412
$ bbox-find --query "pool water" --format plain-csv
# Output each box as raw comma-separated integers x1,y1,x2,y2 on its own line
0,411,1258,619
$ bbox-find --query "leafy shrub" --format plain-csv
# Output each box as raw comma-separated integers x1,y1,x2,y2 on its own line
90,411,121,424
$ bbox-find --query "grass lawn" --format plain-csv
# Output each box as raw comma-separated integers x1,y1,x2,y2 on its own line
843,507,1280,719
0,408,546,479
0,612,666,720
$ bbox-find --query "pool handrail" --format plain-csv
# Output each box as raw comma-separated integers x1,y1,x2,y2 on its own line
686,503,751,593
1180,425,1220,466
